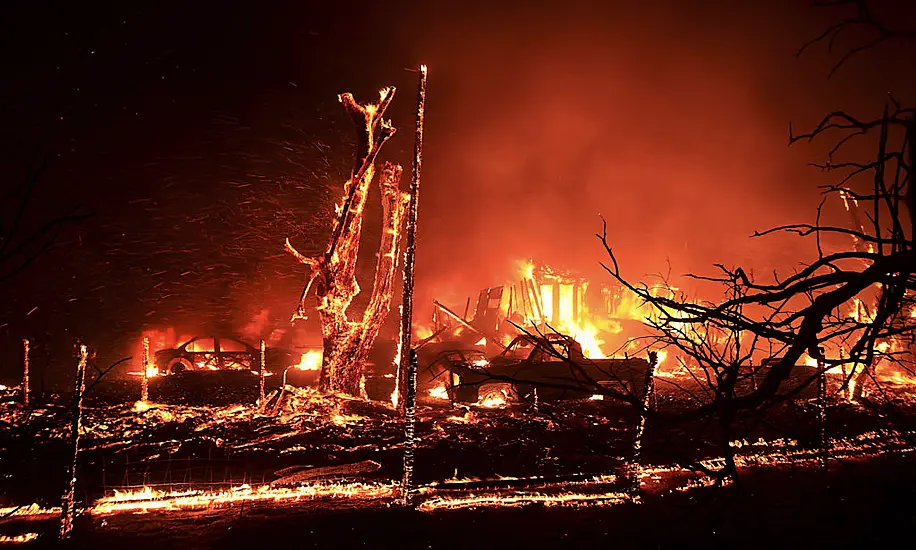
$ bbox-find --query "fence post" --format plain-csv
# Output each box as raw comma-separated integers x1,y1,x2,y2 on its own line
816,348,829,472
628,351,659,496
22,339,29,406
259,339,266,408
60,343,87,541
402,348,419,506
141,336,150,402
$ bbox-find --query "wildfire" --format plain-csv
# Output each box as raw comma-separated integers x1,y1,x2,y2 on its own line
416,325,434,340
0,504,60,518
480,395,506,408
126,364,161,378
294,350,323,371
90,481,397,515
519,259,535,281
418,489,629,511
0,534,39,544
428,385,450,400
133,400,154,413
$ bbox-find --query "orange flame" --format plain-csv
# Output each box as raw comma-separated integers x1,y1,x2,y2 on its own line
294,350,323,371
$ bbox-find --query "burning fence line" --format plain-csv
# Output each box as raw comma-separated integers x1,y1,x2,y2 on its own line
416,489,632,511
0,533,39,544
1,430,913,526
89,480,399,515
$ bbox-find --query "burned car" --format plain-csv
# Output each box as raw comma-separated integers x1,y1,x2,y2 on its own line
482,333,653,403
154,336,298,375
421,348,496,404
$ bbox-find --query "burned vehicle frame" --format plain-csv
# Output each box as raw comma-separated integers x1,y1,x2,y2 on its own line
154,336,297,375
418,334,653,405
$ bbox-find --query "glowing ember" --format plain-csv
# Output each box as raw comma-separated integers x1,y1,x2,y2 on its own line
475,337,487,346
294,350,323,371
479,394,507,408
589,394,604,401
0,504,60,518
90,481,397,515
133,400,154,413
0,534,39,544
418,490,630,510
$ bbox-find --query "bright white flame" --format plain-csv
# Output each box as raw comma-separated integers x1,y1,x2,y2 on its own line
0,533,38,544
479,393,507,408
295,350,323,371
428,386,449,400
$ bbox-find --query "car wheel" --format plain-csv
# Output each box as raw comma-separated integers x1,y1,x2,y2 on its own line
168,358,193,374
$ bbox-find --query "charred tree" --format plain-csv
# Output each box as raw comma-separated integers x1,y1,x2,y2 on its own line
287,89,408,395
590,0,915,473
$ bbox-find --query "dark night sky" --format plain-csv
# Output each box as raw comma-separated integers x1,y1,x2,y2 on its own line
1,0,914,381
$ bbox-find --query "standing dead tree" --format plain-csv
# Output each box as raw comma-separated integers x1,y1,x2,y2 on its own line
590,0,916,477
286,88,409,396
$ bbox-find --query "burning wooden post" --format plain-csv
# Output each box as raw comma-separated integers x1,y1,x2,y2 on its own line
396,65,429,411
402,348,419,506
816,350,829,472
140,336,150,402
259,339,266,407
627,350,659,496
60,343,87,541
286,86,409,396
21,338,29,406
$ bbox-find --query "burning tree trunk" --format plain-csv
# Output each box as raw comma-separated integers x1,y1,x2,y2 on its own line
286,88,408,395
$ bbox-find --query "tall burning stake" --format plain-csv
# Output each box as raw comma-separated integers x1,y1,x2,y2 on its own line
396,64,428,412
21,338,29,406
141,336,150,402
60,343,87,540
286,86,409,396
259,339,266,406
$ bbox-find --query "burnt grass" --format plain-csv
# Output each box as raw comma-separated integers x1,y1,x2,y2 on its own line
2,372,915,547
